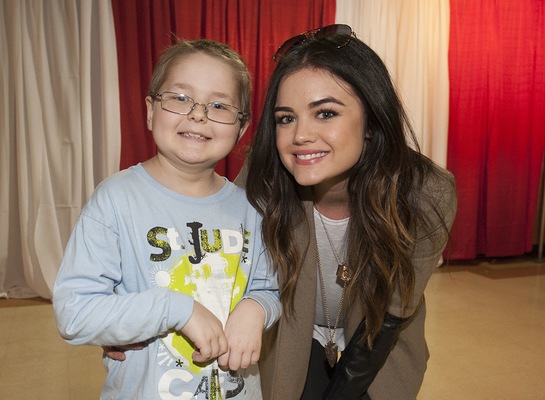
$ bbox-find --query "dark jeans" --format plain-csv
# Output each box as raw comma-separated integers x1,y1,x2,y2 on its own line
301,339,372,400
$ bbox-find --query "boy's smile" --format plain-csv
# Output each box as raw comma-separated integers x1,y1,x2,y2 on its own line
145,53,248,175
178,131,210,140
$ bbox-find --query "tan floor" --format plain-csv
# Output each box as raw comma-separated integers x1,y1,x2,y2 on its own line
0,256,544,400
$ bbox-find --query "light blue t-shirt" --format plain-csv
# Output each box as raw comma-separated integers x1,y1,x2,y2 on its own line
53,164,281,400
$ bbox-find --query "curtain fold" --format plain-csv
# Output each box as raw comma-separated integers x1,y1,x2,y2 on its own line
335,0,451,167
447,0,545,259
2,0,545,300
112,0,336,180
0,0,120,299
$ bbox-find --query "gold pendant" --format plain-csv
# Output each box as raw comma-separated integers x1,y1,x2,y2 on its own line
337,262,352,282
325,340,338,368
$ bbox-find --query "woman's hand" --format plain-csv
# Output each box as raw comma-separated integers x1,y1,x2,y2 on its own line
102,341,149,361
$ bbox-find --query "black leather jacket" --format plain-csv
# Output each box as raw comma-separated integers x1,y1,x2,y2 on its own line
323,312,408,399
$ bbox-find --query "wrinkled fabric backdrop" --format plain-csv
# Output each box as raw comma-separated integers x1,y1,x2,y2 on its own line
1,0,544,299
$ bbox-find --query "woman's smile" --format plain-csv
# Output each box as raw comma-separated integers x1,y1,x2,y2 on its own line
294,151,329,161
275,68,365,189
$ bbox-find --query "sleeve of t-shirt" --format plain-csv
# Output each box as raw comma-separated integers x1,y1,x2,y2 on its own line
242,233,281,331
53,207,195,346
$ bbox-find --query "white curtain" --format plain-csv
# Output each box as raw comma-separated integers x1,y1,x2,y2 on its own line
336,0,450,167
0,0,120,299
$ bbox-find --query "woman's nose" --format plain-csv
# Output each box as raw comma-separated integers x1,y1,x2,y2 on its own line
292,122,317,144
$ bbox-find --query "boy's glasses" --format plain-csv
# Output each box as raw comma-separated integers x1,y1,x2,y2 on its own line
273,24,354,63
151,92,246,125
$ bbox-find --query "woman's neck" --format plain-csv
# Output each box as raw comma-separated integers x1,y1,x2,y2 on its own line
312,184,351,220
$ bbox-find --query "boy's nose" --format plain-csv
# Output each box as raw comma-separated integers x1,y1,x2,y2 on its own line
187,103,208,122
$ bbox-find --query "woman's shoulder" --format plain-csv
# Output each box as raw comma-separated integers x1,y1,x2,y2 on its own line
418,162,457,228
422,163,456,198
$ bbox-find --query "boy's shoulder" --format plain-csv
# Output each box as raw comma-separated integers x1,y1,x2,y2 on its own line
94,165,145,193
225,179,246,196
224,180,254,204
83,166,146,213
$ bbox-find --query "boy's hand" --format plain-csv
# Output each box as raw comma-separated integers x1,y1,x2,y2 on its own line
218,298,265,371
180,301,228,363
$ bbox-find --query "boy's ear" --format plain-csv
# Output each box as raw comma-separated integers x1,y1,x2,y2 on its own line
236,120,250,143
145,96,154,130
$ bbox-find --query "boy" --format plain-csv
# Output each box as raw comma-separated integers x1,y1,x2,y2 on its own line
53,39,280,399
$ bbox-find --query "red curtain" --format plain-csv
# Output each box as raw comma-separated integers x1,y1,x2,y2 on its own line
111,0,336,180
447,0,545,259
110,0,545,260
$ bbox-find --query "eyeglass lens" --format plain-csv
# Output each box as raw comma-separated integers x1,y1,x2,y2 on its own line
159,93,240,124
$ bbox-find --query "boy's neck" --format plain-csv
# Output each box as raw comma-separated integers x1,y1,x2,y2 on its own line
142,156,226,197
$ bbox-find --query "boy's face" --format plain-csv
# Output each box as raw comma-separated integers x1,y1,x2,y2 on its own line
146,53,248,172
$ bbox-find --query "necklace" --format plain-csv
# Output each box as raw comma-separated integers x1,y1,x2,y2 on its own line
314,203,352,368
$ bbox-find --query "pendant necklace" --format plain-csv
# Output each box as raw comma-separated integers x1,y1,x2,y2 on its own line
314,202,353,368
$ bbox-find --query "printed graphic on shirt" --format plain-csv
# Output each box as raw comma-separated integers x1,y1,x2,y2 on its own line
147,222,254,399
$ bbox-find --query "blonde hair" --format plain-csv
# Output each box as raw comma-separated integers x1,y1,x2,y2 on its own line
148,39,251,123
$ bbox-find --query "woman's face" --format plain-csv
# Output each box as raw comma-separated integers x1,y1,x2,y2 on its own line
274,67,366,191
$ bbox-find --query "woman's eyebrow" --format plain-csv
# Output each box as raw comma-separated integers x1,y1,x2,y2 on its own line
274,106,294,113
309,97,345,108
274,97,345,112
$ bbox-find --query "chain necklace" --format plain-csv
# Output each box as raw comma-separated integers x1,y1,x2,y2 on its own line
314,203,352,368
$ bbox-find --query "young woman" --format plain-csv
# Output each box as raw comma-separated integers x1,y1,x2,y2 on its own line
238,25,457,399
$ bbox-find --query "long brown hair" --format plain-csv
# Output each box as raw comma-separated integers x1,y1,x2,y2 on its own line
246,33,453,344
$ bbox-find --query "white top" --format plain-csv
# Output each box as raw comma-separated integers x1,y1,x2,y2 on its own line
312,207,349,351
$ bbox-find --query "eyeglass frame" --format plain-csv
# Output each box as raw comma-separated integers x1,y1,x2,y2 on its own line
150,92,247,125
273,24,355,63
